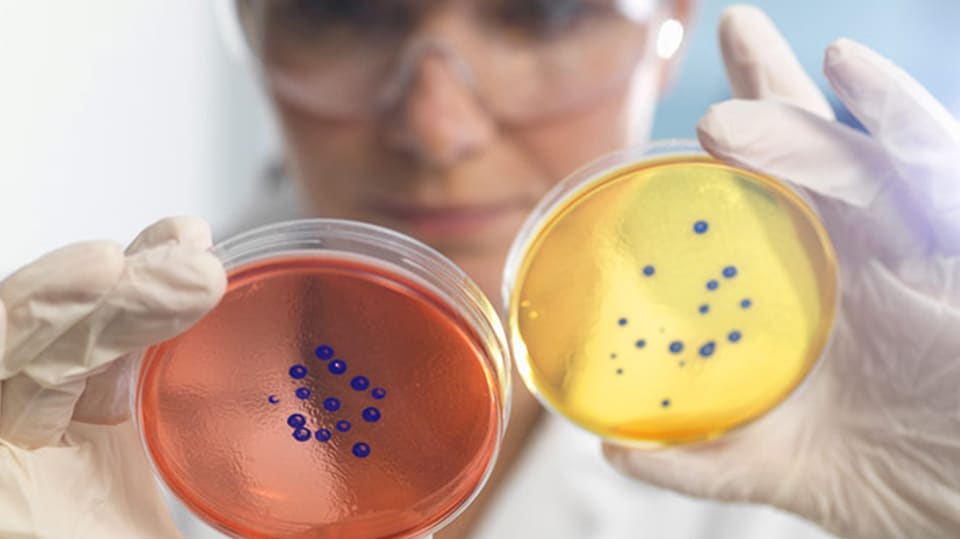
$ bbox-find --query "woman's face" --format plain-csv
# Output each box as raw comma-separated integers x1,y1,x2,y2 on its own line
244,0,674,297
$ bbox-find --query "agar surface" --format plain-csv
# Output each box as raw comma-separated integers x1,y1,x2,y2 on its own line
511,158,837,443
269,343,384,458
139,255,504,538
610,228,748,413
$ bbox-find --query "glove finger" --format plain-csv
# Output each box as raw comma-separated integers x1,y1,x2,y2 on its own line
74,216,216,424
70,244,224,422
0,375,85,448
601,391,818,507
718,5,834,119
1,216,215,377
824,38,960,244
824,39,960,184
698,99,890,207
24,243,226,388
0,300,5,416
0,242,121,446
0,241,125,379
698,99,935,259
602,437,760,503
0,218,224,445
125,215,213,255
0,421,187,538
71,352,136,425
0,300,5,356
1,244,225,442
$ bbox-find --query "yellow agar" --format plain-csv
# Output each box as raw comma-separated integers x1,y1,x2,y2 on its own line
509,156,837,444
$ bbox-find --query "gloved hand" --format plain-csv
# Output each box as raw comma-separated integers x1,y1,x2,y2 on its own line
605,6,960,539
0,217,226,538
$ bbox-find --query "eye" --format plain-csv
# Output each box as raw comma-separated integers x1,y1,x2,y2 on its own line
268,0,415,37
284,0,372,23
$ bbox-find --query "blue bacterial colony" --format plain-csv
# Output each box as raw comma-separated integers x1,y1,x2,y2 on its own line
609,220,756,409
266,344,384,458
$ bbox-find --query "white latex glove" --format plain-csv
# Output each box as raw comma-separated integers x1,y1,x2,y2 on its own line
605,6,960,539
0,217,226,538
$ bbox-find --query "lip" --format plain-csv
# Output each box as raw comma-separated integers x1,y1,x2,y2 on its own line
368,199,530,239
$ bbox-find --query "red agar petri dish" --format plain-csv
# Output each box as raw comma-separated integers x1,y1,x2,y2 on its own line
135,220,511,539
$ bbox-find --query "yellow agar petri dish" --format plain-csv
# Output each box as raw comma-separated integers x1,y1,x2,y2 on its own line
503,140,838,445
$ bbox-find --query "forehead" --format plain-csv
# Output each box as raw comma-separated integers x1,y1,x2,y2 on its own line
239,0,633,14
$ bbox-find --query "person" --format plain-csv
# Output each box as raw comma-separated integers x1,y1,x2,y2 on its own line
1,2,958,538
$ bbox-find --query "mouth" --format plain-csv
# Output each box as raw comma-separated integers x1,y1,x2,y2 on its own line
367,198,532,242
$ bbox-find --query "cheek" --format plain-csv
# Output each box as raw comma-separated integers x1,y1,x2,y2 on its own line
514,90,632,184
275,103,375,216
273,87,636,220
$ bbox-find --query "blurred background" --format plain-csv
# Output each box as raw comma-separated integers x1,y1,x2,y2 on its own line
1,0,958,274
0,1,957,537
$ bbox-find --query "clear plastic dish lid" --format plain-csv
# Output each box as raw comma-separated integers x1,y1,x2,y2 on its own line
503,140,838,446
135,220,510,539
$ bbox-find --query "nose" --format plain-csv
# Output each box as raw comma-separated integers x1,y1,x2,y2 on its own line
380,45,495,169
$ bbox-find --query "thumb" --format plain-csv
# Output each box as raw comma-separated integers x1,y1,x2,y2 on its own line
601,438,761,502
718,4,833,118
601,399,814,507
74,216,220,424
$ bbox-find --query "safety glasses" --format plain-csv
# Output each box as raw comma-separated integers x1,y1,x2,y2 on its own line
234,0,668,122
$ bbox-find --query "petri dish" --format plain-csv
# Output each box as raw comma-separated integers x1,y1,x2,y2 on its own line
135,220,511,539
503,140,838,446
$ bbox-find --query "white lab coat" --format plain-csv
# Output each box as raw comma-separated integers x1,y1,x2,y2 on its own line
169,176,837,539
